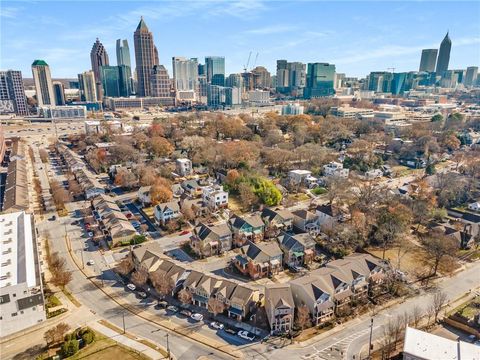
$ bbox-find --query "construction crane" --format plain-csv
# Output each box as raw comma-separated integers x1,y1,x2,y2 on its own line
252,52,259,69
243,51,252,73
387,67,396,73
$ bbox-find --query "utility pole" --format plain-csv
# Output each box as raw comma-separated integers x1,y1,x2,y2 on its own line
368,317,374,359
122,311,125,334
165,333,170,360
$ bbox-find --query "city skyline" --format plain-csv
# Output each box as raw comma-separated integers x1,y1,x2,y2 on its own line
1,1,479,79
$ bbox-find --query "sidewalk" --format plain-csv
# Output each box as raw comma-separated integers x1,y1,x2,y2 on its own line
90,321,168,360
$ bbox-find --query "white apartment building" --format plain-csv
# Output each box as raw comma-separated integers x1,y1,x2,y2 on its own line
330,105,374,119
0,212,46,336
323,162,349,178
176,158,192,176
248,90,270,105
202,184,228,210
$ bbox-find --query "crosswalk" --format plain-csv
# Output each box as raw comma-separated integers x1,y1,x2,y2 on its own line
301,327,374,360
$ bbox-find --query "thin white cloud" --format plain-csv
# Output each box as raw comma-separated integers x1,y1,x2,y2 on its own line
1,6,22,18
333,36,480,65
245,24,297,35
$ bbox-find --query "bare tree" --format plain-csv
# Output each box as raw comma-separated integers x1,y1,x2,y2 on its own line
177,288,192,305
421,230,458,276
295,304,312,330
39,148,49,163
131,268,148,286
115,254,134,276
208,297,225,318
44,323,70,347
150,270,174,298
381,315,405,359
48,252,72,288
411,304,423,328
430,290,448,323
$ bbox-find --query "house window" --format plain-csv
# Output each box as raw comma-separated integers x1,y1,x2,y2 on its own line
11,312,17,317
12,293,16,297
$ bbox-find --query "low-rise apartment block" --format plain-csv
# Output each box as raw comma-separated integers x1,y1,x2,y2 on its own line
0,212,46,336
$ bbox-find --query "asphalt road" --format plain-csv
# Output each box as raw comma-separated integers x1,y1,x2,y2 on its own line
38,210,235,360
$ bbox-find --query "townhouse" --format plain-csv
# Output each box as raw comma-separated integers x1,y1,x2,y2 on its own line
154,201,181,225
92,194,136,245
181,179,203,198
290,253,387,324
175,158,192,176
290,274,335,325
316,204,343,231
261,207,294,238
191,222,232,257
264,284,295,335
277,232,316,268
229,214,265,247
202,184,229,211
234,241,283,280
74,167,105,199
292,209,320,235
2,157,29,213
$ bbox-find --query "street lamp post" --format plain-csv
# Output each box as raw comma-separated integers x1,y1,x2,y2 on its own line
122,311,126,334
368,317,374,359
165,333,170,360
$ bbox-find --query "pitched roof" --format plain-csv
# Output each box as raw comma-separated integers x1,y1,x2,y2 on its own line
156,201,180,213
292,209,318,221
261,207,294,223
265,284,294,310
230,214,264,229
229,284,256,305
240,241,282,263
278,232,316,251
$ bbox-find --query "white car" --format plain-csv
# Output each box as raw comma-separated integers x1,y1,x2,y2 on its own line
237,330,255,341
126,283,136,291
88,232,94,238
210,321,224,330
190,313,203,322
87,260,95,266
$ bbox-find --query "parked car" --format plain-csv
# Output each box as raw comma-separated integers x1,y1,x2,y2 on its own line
88,232,94,238
126,283,136,291
167,305,179,313
191,313,203,322
237,330,255,341
132,221,141,228
224,327,237,335
179,230,190,235
210,321,224,330
84,223,91,230
156,300,168,308
87,260,95,266
180,309,192,317
137,291,147,299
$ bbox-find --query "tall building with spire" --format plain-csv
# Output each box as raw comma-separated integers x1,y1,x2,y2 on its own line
90,38,109,100
134,17,158,97
436,32,452,76
116,39,131,67
419,49,438,72
31,60,55,106
116,39,134,94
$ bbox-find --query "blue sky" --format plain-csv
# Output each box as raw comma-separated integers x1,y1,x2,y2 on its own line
1,1,479,79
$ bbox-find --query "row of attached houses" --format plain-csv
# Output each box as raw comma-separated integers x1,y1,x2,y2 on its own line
2,156,29,213
91,194,137,246
132,243,259,321
263,253,387,335
57,144,105,199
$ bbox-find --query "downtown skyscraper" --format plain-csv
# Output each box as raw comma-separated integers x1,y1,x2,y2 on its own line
31,60,55,106
0,70,28,115
205,56,225,86
172,57,198,92
90,38,109,100
134,17,159,97
419,49,438,72
116,39,133,94
436,32,452,76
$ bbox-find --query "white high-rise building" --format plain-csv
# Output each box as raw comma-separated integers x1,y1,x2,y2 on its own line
172,57,199,95
31,60,55,106
78,71,98,102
